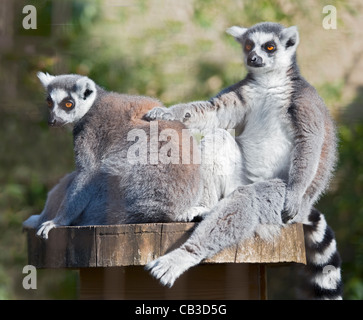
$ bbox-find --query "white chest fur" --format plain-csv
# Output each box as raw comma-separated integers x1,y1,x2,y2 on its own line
237,81,294,183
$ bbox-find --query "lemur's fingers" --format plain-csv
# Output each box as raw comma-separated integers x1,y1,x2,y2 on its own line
282,191,301,223
144,107,170,121
36,220,57,239
281,209,296,223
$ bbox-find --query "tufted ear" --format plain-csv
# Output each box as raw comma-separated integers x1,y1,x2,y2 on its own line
280,26,299,49
226,26,248,42
76,76,96,100
37,72,55,88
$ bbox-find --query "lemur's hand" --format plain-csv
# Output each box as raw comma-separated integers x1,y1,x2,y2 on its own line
36,220,58,239
281,190,301,223
144,107,175,121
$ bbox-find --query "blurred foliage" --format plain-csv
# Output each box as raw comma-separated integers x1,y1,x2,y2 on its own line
318,119,363,299
0,0,362,299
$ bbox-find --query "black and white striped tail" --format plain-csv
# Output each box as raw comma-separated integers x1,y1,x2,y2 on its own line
302,208,343,299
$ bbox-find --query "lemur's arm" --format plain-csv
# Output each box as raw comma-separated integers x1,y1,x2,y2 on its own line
282,86,326,222
145,82,247,131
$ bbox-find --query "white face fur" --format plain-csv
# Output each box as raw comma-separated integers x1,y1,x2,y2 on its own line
37,72,97,127
226,24,299,75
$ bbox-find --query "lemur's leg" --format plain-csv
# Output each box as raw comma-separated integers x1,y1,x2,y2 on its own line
146,179,285,287
177,129,244,222
23,172,76,229
36,170,101,239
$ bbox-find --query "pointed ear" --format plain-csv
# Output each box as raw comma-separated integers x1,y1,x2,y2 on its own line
76,76,96,100
37,72,55,88
226,26,248,42
280,26,299,49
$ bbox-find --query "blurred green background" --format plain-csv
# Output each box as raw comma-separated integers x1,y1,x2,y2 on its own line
0,0,362,299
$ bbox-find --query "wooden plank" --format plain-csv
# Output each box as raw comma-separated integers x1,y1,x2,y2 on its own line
96,224,163,267
26,226,96,268
204,244,237,263
295,223,306,264
96,225,135,267
235,224,306,264
235,236,261,263
25,223,306,268
160,222,195,255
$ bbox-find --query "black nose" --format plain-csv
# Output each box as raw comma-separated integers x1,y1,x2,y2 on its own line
247,52,264,67
48,119,56,126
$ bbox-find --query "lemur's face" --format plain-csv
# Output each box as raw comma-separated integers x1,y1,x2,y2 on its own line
227,22,299,74
37,73,96,127
243,32,280,71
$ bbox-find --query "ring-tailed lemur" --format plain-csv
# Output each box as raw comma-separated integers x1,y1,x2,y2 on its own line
23,73,286,263
145,22,343,299
23,72,207,237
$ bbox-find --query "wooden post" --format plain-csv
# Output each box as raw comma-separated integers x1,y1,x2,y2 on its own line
25,223,306,299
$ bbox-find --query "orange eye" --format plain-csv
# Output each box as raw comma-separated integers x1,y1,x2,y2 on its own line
65,102,73,108
267,46,274,51
245,44,252,51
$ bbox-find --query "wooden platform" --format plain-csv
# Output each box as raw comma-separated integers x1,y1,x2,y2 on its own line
25,222,306,299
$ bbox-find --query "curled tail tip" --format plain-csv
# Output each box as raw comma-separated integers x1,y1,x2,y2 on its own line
303,208,343,299
306,254,343,300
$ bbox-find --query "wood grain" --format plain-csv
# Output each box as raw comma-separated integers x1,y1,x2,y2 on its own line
25,222,306,268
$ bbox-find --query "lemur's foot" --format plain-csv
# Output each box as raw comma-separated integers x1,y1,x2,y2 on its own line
145,248,201,287
176,206,209,222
